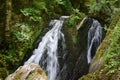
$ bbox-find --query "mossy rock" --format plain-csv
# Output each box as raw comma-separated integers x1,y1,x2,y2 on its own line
5,63,48,80
79,71,100,80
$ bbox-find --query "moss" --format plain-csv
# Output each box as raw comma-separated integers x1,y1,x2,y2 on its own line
79,71,100,80
63,21,78,60
0,68,8,80
26,68,48,80
63,13,85,54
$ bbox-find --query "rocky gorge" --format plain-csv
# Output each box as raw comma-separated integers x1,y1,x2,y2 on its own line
0,0,120,80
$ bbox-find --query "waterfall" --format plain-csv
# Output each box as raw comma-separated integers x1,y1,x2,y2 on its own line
87,19,103,64
24,16,69,80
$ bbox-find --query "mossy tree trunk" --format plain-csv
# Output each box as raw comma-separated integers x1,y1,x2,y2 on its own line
96,0,100,3
5,0,12,40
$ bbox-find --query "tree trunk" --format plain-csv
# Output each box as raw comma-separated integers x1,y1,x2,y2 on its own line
5,0,12,39
96,0,100,3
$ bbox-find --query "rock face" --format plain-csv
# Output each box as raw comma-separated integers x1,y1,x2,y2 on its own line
71,16,94,80
59,16,103,80
5,63,48,80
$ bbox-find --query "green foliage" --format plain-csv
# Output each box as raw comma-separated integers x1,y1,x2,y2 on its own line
72,9,85,17
89,2,112,16
33,1,47,11
0,0,82,79
72,35,77,44
66,11,85,27
67,15,80,27
55,0,64,5
88,0,120,23
10,21,43,51
0,20,43,75
103,20,120,60
59,0,73,12
12,23,32,41
89,1,112,24
21,8,42,22
101,19,120,78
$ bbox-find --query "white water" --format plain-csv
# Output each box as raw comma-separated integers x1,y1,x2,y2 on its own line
87,19,103,64
25,16,69,80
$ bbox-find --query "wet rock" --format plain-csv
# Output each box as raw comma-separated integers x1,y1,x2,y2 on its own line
71,16,93,80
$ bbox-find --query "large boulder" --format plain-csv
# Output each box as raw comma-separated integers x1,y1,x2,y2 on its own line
6,63,48,80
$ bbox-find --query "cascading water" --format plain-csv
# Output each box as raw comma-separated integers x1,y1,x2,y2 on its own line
87,19,103,64
22,16,103,80
24,16,69,80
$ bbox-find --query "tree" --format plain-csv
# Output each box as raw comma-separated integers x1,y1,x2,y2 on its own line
5,0,12,39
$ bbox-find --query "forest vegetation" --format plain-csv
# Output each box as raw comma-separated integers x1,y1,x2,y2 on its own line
0,0,120,80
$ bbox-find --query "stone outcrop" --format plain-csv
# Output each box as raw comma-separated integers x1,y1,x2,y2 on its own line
6,63,48,80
